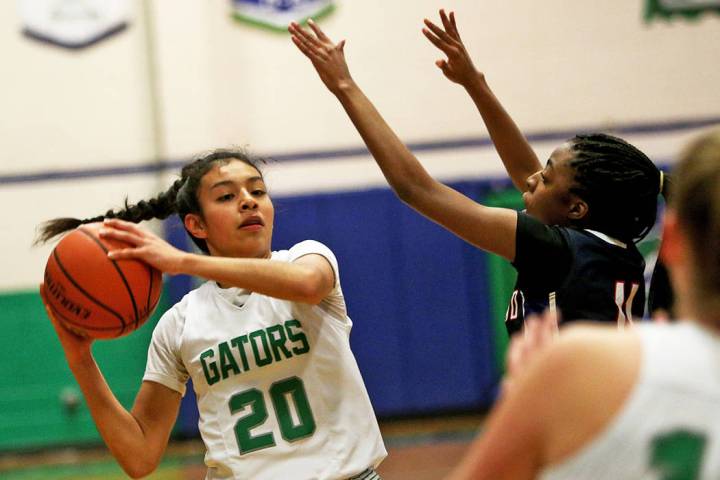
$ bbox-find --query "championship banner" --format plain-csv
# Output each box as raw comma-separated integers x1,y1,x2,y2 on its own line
645,0,720,21
19,0,130,50
231,0,335,32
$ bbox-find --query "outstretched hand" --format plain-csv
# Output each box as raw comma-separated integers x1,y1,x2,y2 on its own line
422,9,481,87
288,19,354,95
99,218,187,275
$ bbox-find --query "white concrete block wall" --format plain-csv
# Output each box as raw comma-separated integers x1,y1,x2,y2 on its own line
1,0,718,290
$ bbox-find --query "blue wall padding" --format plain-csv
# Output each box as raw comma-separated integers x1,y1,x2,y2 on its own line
165,180,508,428
271,181,503,416
163,216,200,436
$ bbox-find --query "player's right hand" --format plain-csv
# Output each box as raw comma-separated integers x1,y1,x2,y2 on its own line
40,283,93,361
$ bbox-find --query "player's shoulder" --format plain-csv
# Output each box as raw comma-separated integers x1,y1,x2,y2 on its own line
560,322,638,341
159,284,210,325
272,240,334,260
554,323,641,361
519,211,567,238
532,323,641,391
288,239,334,255
285,240,339,271
527,324,643,464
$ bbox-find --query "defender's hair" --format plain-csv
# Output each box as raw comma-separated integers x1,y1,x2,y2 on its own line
567,133,666,243
671,128,720,317
35,148,266,253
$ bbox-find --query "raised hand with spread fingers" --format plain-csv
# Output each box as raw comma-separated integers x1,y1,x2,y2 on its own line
422,9,480,88
288,20,352,95
422,9,541,192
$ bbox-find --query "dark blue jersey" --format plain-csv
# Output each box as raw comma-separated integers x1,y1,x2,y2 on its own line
505,213,646,335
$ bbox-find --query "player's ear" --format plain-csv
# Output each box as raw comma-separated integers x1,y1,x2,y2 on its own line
660,210,683,267
184,213,208,239
567,198,589,221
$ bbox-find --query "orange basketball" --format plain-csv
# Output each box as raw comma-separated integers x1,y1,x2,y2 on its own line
43,223,162,339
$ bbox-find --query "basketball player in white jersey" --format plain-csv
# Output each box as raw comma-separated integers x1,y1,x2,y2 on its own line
445,129,720,479
38,149,386,479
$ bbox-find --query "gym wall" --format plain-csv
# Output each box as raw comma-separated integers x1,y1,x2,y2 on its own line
0,0,717,449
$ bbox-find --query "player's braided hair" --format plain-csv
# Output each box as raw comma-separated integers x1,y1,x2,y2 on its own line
35,148,265,253
567,133,666,243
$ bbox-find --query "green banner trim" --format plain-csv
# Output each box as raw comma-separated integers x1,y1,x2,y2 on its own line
232,4,335,33
645,0,720,21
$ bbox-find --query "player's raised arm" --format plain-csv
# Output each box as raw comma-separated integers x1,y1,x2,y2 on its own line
289,20,518,261
422,9,541,192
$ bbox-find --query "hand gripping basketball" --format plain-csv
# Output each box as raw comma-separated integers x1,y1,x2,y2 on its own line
40,282,94,361
43,222,163,339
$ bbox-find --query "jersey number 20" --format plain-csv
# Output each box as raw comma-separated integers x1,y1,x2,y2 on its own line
229,376,316,455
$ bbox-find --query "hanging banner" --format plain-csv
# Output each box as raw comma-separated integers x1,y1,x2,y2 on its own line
19,0,130,50
645,0,720,21
231,0,335,32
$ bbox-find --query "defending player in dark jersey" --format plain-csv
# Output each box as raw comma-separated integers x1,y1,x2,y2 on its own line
507,213,646,334
417,10,670,334
289,14,668,338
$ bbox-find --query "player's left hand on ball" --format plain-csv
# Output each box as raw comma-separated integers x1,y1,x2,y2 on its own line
99,218,186,275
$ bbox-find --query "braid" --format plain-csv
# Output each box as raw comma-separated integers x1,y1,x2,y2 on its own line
114,179,184,223
34,178,184,245
568,133,660,243
35,148,266,252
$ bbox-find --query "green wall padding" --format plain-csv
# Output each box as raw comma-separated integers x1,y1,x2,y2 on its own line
484,190,525,373
0,289,168,451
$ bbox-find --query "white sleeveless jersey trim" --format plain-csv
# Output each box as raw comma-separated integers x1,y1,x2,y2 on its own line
540,321,720,480
143,240,386,480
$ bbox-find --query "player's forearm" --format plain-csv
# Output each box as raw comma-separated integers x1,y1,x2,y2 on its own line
333,80,438,205
66,355,160,478
463,73,542,192
178,254,327,304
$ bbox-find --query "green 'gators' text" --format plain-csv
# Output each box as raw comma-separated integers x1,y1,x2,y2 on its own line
200,319,310,386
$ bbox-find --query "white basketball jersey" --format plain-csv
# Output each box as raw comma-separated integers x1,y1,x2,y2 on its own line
144,241,386,479
541,321,720,480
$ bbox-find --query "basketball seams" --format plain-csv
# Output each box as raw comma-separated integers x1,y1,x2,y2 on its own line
49,249,128,335
78,227,140,330
44,224,161,339
48,302,123,334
